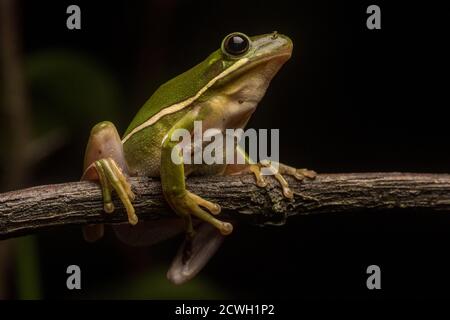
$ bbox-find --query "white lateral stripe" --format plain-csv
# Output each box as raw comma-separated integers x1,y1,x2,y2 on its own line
122,58,248,144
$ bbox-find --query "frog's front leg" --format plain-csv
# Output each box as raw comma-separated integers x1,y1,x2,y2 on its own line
81,121,137,241
161,113,233,243
225,147,317,198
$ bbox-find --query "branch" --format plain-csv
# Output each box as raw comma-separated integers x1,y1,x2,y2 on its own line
1,172,450,240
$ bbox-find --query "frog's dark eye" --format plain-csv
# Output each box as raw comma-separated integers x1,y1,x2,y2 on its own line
222,32,251,57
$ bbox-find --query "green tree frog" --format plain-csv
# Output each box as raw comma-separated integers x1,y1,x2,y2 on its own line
81,31,316,284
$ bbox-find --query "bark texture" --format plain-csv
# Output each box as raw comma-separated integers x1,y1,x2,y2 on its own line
1,172,450,239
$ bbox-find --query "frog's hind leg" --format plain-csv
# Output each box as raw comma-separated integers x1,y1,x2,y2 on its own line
167,222,225,285
113,218,225,286
81,121,136,242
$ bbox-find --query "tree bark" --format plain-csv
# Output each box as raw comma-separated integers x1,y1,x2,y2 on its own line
1,172,450,239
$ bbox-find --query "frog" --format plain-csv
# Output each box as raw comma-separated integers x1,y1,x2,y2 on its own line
81,31,316,284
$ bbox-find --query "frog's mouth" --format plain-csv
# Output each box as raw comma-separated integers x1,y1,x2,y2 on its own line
215,49,292,89
245,50,292,72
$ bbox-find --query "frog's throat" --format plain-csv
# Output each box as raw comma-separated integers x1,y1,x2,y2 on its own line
122,58,249,144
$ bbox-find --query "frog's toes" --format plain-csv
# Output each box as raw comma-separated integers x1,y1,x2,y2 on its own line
104,202,115,214
249,164,268,187
187,191,221,215
218,221,233,235
94,158,138,225
273,172,294,199
294,168,317,180
250,161,317,199
179,191,232,235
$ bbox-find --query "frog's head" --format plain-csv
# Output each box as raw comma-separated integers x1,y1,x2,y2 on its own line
202,31,293,128
122,32,293,141
220,31,293,72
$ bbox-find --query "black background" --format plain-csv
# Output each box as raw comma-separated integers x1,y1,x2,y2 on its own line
3,0,450,300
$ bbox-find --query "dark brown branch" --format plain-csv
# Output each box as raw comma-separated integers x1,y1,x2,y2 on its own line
1,172,450,240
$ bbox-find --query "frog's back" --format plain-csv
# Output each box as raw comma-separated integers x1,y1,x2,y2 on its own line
122,50,224,177
122,50,223,139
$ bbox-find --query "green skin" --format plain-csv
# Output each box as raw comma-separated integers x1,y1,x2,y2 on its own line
81,32,316,262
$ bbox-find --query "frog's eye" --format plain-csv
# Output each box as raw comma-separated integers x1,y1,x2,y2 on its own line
222,32,251,57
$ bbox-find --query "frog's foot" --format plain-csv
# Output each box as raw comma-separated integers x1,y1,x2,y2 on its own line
250,160,316,199
168,190,232,237
167,222,225,285
84,157,137,225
